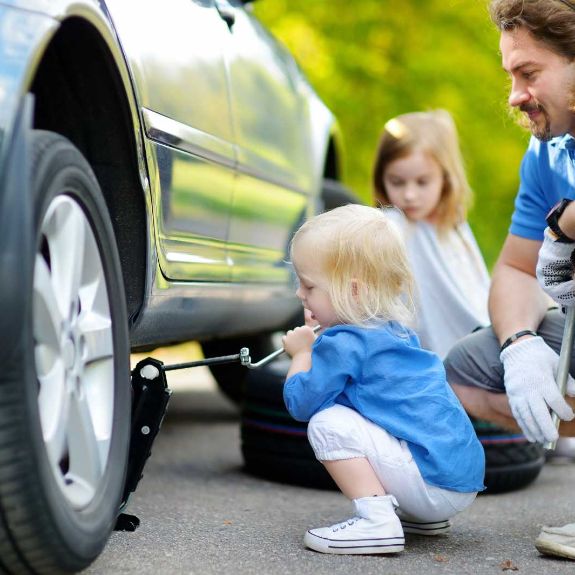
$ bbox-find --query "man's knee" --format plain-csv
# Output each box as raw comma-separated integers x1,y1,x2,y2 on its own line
444,337,468,383
444,327,504,393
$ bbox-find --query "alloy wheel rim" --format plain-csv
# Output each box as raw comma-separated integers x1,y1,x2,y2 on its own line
33,194,114,509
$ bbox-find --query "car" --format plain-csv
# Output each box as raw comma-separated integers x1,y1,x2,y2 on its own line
0,1,351,572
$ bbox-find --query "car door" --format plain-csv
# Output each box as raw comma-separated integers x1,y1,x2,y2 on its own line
221,1,315,285
105,0,235,282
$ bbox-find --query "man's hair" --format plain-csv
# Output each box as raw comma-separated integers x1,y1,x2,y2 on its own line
290,204,414,327
490,0,575,59
372,109,472,231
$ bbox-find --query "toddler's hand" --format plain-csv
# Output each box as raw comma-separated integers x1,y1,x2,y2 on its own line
283,325,317,357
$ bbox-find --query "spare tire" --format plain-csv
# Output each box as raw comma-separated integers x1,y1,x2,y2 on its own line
241,362,544,493
241,359,335,490
471,418,545,494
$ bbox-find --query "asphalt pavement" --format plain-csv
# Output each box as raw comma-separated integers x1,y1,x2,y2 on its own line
86,369,575,575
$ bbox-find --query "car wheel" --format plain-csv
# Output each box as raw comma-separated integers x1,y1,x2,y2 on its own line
321,178,363,211
0,130,130,573
202,334,279,404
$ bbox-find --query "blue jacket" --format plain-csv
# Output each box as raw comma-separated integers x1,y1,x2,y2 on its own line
284,323,485,493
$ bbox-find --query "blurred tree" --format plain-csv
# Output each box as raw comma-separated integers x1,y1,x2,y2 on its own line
253,0,530,267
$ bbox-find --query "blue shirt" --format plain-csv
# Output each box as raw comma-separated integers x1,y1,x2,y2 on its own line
511,134,575,239
283,323,485,493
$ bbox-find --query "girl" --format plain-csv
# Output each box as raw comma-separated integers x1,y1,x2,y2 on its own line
372,109,490,359
282,204,484,555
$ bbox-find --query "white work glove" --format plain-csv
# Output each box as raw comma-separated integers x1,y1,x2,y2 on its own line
500,336,575,443
536,228,575,306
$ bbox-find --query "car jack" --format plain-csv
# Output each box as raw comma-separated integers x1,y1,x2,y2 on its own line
115,326,320,531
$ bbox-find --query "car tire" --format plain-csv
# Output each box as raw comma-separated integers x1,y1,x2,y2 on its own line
240,363,544,494
321,178,363,211
472,419,545,494
0,130,131,573
202,334,279,404
241,359,336,490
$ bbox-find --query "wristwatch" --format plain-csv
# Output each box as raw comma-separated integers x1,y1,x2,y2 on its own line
546,198,575,243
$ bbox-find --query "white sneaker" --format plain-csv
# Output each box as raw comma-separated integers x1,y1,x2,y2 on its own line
304,495,405,555
535,523,575,560
400,518,451,536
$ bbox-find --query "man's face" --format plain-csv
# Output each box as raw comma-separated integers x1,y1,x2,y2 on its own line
501,27,575,140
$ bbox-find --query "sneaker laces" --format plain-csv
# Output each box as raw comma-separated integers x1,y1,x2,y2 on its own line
332,516,362,532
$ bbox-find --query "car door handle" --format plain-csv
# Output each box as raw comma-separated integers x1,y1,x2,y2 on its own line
215,0,235,29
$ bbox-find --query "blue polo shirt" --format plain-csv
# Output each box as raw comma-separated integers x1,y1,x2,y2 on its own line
283,323,485,493
511,134,575,239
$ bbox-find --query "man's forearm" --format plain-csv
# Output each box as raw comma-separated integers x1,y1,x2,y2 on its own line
489,262,549,345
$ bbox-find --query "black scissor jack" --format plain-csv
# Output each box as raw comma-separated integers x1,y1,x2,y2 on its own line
115,326,321,531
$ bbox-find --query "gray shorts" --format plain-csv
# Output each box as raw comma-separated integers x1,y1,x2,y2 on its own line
444,309,575,393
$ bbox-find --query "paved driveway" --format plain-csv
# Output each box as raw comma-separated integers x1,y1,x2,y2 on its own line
87,373,575,575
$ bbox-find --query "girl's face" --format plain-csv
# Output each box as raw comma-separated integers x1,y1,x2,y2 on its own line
382,150,444,222
292,243,339,328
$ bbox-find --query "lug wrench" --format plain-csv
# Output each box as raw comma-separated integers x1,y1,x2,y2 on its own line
245,324,322,369
544,306,575,450
162,324,322,372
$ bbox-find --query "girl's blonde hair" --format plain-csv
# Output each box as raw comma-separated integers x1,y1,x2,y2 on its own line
291,204,414,327
372,109,472,230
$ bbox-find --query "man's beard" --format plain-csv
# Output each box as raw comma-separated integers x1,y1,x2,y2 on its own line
509,91,575,141
510,101,553,141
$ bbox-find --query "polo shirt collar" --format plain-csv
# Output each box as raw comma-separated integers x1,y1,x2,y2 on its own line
552,134,575,149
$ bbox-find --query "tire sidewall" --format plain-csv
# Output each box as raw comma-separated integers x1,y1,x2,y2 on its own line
26,134,130,561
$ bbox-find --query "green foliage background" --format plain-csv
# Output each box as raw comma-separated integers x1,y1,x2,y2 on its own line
254,0,531,268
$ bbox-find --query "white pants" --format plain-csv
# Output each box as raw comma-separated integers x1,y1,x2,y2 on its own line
307,405,477,522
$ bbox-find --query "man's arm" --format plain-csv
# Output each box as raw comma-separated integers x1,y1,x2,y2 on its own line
489,233,549,345
490,233,575,443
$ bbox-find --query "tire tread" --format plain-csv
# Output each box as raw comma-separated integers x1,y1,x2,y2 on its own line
0,131,130,574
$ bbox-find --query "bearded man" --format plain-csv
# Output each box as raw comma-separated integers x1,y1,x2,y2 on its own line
444,0,575,560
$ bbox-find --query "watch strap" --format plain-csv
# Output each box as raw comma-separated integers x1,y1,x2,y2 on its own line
546,199,575,243
500,330,538,352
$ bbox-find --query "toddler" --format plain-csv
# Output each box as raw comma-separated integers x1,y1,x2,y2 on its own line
282,204,485,555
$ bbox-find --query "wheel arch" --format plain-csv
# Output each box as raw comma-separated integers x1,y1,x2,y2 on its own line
29,16,148,329
322,127,345,182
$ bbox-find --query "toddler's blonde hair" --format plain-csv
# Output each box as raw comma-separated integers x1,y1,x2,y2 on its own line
291,204,414,327
372,109,472,231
